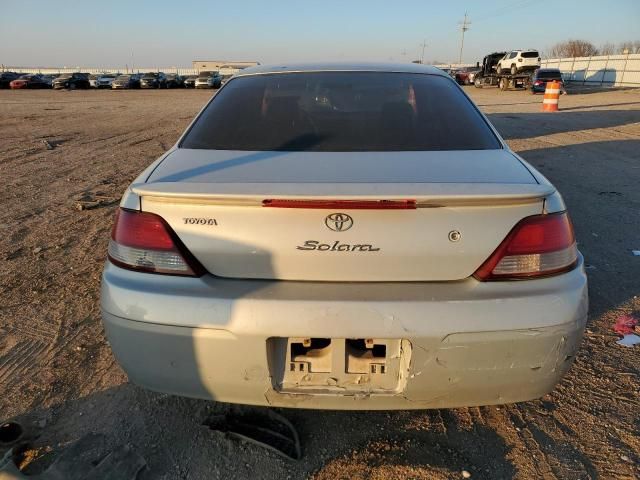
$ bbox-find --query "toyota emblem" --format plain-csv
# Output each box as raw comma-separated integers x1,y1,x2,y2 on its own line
325,213,353,232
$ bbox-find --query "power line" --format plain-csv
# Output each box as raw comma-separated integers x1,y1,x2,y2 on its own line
473,0,537,23
458,12,471,64
419,39,428,64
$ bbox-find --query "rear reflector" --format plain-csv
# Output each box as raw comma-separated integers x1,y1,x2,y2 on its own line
262,199,416,209
474,212,578,280
108,208,203,276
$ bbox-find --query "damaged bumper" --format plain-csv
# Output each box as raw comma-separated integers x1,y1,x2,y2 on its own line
101,258,588,410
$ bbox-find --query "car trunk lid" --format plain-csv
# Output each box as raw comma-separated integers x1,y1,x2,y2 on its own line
134,149,550,281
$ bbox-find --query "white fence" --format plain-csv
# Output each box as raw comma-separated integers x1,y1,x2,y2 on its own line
541,53,640,87
433,63,475,69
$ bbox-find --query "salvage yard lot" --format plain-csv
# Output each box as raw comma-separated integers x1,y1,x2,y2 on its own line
0,87,639,479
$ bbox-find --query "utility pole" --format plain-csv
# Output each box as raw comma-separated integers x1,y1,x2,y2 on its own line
419,40,428,64
458,12,471,64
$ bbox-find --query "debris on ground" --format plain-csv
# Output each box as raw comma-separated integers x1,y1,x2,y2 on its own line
613,315,640,347
204,409,302,460
616,334,640,347
0,434,146,480
41,140,54,150
74,192,119,211
614,315,638,335
632,250,640,256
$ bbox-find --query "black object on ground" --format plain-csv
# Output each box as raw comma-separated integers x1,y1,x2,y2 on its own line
204,409,302,460
0,423,23,446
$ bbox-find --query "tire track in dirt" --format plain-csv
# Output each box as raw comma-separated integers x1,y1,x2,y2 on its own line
0,338,48,388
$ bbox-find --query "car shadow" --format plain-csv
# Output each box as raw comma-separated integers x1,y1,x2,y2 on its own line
487,109,640,140
565,85,639,94
515,139,640,319
559,101,640,111
3,385,518,479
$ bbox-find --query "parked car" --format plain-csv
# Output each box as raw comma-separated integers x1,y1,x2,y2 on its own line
183,75,198,88
52,72,90,89
530,68,564,94
140,72,167,89
0,72,20,88
10,74,50,89
94,74,118,89
101,63,587,411
40,74,57,87
195,71,221,89
220,74,233,85
496,50,541,75
111,74,141,90
455,67,481,85
165,73,184,88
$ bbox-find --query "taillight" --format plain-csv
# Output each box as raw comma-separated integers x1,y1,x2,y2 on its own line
263,199,416,209
474,212,578,281
108,208,204,276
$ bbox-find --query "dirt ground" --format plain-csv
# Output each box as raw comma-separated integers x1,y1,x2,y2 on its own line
0,85,639,479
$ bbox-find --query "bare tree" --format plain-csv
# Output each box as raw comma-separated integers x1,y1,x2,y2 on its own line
618,41,640,54
550,39,599,58
599,42,616,56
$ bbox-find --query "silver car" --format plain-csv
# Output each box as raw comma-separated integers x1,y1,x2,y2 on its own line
101,63,587,410
194,71,221,89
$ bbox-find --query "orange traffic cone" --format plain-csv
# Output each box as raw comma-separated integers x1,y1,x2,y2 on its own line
542,80,561,112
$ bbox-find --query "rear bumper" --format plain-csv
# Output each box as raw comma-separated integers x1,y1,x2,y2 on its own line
532,83,564,93
101,258,588,410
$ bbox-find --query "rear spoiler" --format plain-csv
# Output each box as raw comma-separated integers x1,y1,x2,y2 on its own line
132,182,555,207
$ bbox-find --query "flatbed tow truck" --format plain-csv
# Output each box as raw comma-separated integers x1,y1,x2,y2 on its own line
473,52,532,91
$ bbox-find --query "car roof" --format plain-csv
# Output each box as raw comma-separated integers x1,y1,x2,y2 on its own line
235,62,448,77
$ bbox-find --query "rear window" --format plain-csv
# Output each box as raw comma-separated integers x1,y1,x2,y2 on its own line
181,72,500,152
521,51,539,58
536,70,562,80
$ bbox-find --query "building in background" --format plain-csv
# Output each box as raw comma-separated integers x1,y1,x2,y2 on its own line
192,60,259,75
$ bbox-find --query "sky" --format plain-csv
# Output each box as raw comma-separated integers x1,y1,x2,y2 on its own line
1,0,638,68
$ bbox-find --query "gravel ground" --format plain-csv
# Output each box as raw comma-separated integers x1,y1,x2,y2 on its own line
0,85,639,479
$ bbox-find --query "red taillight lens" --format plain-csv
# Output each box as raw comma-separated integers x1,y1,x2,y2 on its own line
108,209,203,276
474,212,578,281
